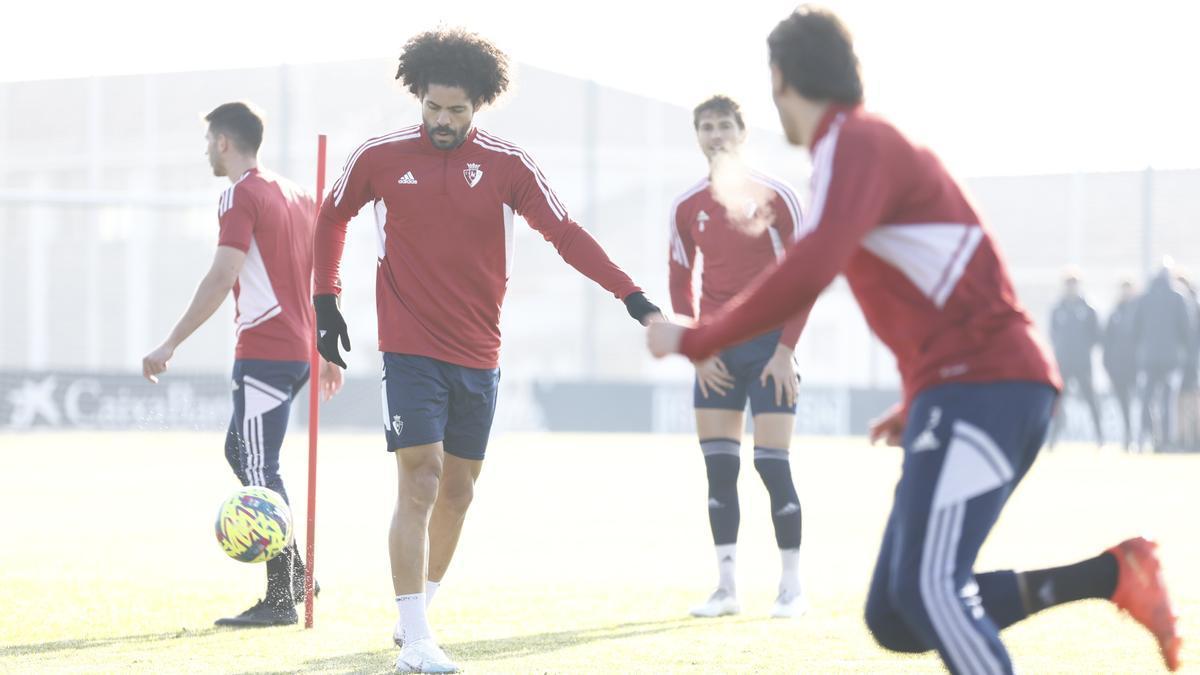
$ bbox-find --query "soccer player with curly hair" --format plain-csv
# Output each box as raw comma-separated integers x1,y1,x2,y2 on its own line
649,6,1181,674
312,28,662,673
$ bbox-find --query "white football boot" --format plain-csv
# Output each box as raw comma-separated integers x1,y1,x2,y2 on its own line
394,637,458,673
770,588,809,618
689,588,741,618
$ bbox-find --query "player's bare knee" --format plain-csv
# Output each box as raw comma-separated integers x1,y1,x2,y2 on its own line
752,413,794,450
438,477,474,517
397,454,443,510
400,469,440,511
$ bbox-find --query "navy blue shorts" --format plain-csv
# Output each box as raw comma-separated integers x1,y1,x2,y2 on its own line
381,353,500,461
693,329,796,415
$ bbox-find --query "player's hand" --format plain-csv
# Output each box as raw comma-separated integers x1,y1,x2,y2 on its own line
142,343,175,384
868,402,906,446
314,294,351,368
624,291,664,326
319,359,344,402
695,357,734,398
759,344,800,407
647,320,686,358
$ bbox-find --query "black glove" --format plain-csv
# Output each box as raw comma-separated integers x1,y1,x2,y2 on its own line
313,294,351,368
623,291,663,326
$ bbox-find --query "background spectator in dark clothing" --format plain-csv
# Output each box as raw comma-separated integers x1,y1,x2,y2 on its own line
1175,275,1200,451
1103,280,1140,451
1048,271,1104,447
1133,263,1193,452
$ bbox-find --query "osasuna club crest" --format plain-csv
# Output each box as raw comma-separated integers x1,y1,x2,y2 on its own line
463,163,484,188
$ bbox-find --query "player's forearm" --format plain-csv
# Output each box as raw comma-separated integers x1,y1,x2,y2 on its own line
162,272,234,349
779,305,812,349
556,225,640,299
313,202,350,296
680,251,824,360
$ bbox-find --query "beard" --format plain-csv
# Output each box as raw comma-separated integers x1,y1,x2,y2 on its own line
429,124,467,150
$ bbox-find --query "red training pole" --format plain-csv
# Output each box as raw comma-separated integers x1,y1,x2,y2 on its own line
305,134,327,629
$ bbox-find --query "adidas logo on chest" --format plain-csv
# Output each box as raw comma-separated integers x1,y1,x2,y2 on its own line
397,171,418,185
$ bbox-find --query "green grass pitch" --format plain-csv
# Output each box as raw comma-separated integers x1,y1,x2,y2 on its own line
1,431,1195,673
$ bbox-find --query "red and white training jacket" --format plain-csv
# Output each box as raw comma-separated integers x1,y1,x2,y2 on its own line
669,168,808,348
679,104,1060,409
217,168,315,362
313,125,642,369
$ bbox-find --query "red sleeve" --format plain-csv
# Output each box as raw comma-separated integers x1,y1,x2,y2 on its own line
313,145,377,296
680,127,890,360
668,201,697,319
217,183,255,252
768,182,810,349
511,154,640,300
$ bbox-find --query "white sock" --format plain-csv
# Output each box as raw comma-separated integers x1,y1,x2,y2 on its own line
425,580,440,608
780,548,802,595
716,544,737,594
395,593,432,643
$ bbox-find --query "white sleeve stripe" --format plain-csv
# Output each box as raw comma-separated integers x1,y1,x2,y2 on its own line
474,131,568,217
473,136,567,221
667,180,709,269
668,202,690,268
332,126,422,207
672,208,691,266
674,238,690,267
220,186,234,216
767,227,786,261
218,171,253,218
806,114,845,233
749,171,806,241
474,130,569,217
332,129,420,205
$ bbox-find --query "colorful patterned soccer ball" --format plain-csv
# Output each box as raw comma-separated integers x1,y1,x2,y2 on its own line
215,487,293,563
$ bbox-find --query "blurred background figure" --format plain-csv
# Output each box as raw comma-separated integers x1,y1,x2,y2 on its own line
1174,274,1200,451
1103,279,1140,451
1048,268,1104,448
1133,259,1192,452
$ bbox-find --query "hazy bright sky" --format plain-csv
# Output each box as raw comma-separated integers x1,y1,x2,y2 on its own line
5,0,1199,176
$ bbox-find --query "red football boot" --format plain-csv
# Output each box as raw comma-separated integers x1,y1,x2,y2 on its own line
1108,537,1182,671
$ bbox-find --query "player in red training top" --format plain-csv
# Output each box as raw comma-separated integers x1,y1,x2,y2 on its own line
670,94,809,620
311,29,661,674
142,102,343,627
648,8,1180,674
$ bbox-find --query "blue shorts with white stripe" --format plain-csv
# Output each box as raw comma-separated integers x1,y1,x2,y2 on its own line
864,380,1057,675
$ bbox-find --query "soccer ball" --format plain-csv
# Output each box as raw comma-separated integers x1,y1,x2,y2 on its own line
215,486,293,563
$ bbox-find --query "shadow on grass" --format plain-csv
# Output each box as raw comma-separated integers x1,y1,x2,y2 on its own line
0,627,222,658
294,616,767,673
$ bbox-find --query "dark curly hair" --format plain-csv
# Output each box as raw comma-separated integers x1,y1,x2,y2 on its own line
395,28,511,107
768,6,864,105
